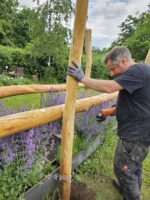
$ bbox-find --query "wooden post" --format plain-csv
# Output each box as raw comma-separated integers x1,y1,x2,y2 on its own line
145,50,150,65
60,0,88,199
85,29,92,96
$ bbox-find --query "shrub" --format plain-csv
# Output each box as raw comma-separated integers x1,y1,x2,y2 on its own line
0,90,116,198
0,74,36,86
0,102,60,199
81,51,109,80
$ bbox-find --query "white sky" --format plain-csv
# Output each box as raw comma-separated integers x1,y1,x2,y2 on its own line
19,0,150,49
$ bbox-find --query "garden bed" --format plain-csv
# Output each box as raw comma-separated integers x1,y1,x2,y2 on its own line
24,133,104,200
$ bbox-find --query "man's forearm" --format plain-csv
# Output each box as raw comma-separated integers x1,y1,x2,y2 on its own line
81,77,122,93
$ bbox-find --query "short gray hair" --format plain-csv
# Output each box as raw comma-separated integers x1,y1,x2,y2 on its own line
104,46,132,65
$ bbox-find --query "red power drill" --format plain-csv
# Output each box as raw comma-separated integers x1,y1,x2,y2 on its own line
96,106,116,122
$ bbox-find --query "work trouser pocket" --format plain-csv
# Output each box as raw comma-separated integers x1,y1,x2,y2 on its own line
129,142,149,164
121,140,149,164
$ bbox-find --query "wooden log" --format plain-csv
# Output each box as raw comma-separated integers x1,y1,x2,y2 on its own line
0,92,118,138
84,29,92,97
145,50,150,65
0,83,85,99
60,1,89,199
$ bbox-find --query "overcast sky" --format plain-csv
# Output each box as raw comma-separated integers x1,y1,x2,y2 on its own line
18,0,150,49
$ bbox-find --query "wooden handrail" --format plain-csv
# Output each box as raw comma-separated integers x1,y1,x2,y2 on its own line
0,92,118,138
0,83,85,99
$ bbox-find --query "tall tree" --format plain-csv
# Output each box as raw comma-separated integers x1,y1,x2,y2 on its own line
11,8,32,48
111,4,150,60
30,0,74,79
125,10,150,60
0,0,18,45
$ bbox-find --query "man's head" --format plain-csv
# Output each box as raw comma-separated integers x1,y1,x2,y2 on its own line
104,46,135,77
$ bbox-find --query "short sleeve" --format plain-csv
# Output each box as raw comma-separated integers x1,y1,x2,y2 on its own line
115,65,144,94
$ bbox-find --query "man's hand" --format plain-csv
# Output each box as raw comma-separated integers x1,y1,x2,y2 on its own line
96,106,116,122
67,61,85,82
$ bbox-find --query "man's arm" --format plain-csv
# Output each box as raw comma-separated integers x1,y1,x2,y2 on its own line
81,77,123,93
67,61,123,93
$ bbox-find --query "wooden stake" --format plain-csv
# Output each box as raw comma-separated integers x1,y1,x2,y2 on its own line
145,50,150,65
60,1,88,199
84,29,92,97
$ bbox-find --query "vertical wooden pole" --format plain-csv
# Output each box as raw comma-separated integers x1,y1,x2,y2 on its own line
84,28,92,97
60,1,89,200
145,50,150,65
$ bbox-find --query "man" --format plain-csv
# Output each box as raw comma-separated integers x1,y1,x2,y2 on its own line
67,46,150,200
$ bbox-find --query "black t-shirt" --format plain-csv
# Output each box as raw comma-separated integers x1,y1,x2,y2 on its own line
115,63,150,142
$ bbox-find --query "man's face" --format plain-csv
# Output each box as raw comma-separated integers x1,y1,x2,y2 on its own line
106,60,124,77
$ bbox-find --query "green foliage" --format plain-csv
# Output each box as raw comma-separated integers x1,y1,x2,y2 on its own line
73,134,89,155
0,1,73,83
10,8,31,48
0,74,35,86
11,77,34,85
0,45,27,71
82,51,109,80
42,160,55,176
29,0,73,79
111,4,150,61
117,15,140,45
1,93,41,110
0,157,43,200
0,45,45,78
0,0,19,46
0,74,12,85
56,134,88,161
75,121,116,177
124,12,150,61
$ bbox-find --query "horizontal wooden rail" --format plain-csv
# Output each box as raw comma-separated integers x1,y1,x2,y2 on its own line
0,92,118,138
0,83,85,99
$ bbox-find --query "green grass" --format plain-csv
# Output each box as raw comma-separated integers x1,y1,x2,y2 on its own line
0,93,42,110
56,133,89,161
75,121,150,200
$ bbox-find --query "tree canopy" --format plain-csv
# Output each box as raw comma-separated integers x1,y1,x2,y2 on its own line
111,4,150,61
0,1,149,82
0,0,74,81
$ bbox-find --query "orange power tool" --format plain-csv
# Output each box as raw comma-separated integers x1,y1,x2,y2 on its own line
96,106,116,122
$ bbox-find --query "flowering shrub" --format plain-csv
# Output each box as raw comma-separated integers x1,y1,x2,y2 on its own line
75,102,111,140
0,102,60,199
0,74,35,86
42,90,116,139
0,90,116,199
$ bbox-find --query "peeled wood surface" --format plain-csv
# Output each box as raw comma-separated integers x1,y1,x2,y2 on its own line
84,29,92,97
0,92,118,138
0,83,85,99
145,50,150,65
85,29,92,78
60,1,89,199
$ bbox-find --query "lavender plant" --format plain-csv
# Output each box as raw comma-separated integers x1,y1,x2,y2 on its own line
0,102,60,199
41,90,116,140
0,90,116,199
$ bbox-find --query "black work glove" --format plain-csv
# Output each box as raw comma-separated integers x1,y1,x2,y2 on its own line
67,61,84,82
